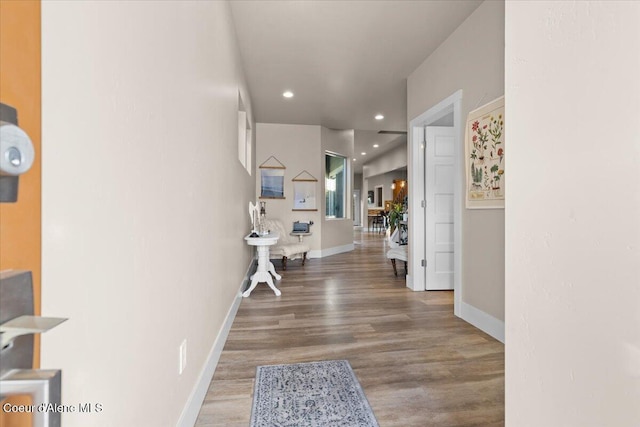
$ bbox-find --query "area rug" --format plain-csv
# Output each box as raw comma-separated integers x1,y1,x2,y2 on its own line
250,360,379,427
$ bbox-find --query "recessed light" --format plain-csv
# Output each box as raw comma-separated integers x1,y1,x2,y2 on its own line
375,114,384,120
282,91,294,98
353,158,356,161
373,144,379,148
361,152,366,156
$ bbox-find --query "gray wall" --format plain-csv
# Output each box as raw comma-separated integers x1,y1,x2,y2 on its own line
255,123,323,253
255,124,355,254
366,170,408,209
407,0,505,320
41,1,256,425
320,127,355,250
354,173,363,192
362,144,407,179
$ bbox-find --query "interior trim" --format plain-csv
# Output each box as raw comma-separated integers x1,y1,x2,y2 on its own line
177,260,253,426
459,301,505,343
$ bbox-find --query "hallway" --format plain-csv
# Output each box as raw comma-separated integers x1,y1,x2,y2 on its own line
195,231,504,427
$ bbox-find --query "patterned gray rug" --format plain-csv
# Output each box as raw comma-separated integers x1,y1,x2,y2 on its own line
250,360,379,427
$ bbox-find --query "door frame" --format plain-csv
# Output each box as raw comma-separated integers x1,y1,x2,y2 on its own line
407,90,463,316
374,185,383,208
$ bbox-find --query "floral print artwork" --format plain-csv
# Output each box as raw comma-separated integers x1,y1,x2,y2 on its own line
465,96,505,208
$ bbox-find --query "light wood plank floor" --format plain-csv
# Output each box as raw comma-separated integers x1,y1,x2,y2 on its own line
195,230,504,427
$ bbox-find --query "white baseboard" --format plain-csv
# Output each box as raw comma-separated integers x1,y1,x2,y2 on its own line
308,250,322,259
458,301,505,343
308,243,354,259
177,261,253,427
405,274,414,290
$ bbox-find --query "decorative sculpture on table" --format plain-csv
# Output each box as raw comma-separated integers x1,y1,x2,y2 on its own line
249,202,259,236
249,201,269,236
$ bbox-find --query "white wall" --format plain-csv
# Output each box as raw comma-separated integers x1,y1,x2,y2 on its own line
506,2,640,426
255,123,322,253
407,0,505,321
41,2,254,426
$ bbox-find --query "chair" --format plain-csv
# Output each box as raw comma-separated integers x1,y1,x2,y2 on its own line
263,219,310,270
386,227,407,276
372,211,386,233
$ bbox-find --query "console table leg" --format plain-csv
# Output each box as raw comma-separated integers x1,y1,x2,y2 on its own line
264,273,282,296
268,262,282,281
242,275,260,297
244,233,282,297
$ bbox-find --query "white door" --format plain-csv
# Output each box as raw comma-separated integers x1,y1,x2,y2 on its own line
425,126,455,290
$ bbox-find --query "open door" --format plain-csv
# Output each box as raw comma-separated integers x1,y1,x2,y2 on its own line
425,126,455,290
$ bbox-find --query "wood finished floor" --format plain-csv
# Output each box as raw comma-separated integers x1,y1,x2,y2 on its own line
195,230,504,427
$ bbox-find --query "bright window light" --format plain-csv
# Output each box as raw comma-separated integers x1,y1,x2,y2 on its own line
326,177,336,192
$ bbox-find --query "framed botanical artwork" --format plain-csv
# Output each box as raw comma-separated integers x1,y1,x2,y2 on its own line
465,96,505,209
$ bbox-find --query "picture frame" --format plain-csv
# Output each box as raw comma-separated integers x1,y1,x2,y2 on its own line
292,170,318,211
260,168,285,198
259,156,286,199
293,181,316,210
464,96,505,209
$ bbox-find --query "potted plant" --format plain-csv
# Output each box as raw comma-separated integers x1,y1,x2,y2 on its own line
388,202,404,234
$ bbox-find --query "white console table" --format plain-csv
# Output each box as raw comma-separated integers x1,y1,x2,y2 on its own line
243,232,282,297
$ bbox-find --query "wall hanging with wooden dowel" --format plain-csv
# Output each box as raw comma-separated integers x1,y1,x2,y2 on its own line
291,170,318,211
259,155,286,199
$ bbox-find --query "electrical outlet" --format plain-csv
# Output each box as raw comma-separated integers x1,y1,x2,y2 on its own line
179,339,187,375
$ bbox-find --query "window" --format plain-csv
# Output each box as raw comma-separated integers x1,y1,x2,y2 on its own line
238,92,251,175
325,152,347,218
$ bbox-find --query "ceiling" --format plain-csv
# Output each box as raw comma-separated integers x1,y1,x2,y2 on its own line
229,0,482,170
353,130,406,173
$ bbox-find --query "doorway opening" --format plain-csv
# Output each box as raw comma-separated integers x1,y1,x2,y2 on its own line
353,189,361,227
375,185,383,208
408,90,463,316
